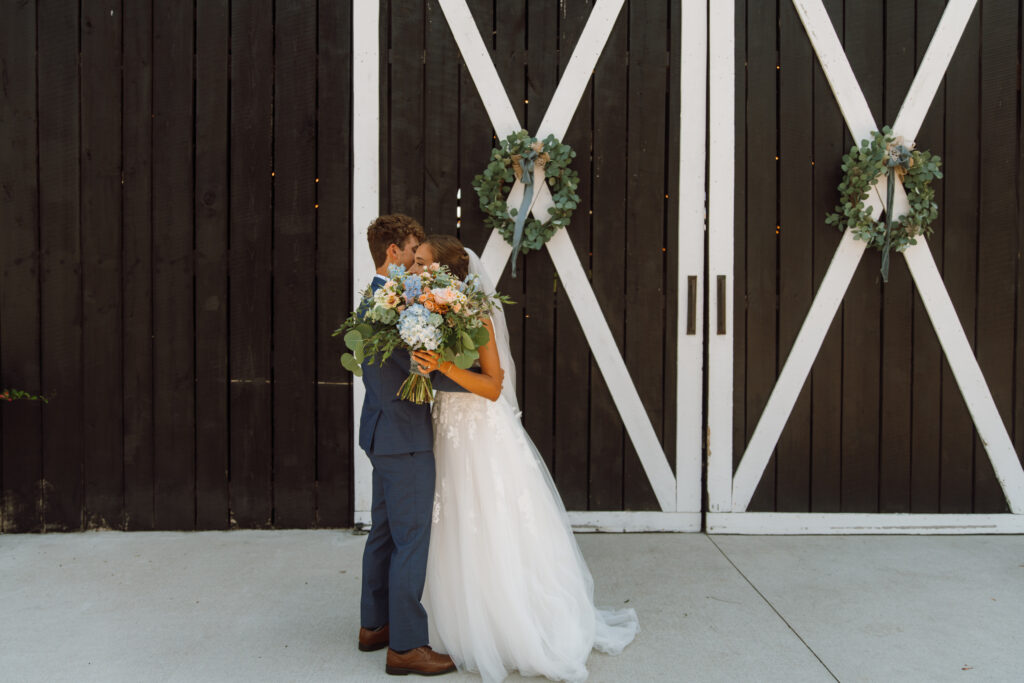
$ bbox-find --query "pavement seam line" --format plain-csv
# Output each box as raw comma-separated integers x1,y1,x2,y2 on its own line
707,536,840,682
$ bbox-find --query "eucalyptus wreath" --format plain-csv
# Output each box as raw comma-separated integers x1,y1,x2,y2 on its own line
825,126,942,282
472,130,580,275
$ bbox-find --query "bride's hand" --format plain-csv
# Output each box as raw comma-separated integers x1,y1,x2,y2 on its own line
412,350,441,373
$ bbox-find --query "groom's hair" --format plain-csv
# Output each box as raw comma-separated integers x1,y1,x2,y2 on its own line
367,214,426,267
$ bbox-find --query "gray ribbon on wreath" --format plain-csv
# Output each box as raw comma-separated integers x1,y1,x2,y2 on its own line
509,146,540,278
881,138,914,283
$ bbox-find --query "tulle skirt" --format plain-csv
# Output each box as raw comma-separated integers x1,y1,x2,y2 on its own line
422,391,639,683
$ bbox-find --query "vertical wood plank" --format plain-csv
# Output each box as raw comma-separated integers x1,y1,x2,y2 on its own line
390,0,425,221
588,3,627,510
878,0,916,513
122,0,154,530
909,0,946,513
317,0,354,527
39,0,84,531
230,0,274,528
522,0,557,474
152,0,195,529
809,0,844,513
940,9,979,513
622,0,667,510
0,0,43,532
273,0,318,527
776,0,813,511
424,0,460,237
378,1,391,215
840,0,883,512
973,0,1017,513
456,0,494,255
1017,0,1024,481
195,0,230,529
553,0,594,510
662,0,681,488
81,0,124,529
494,0,526,404
744,0,778,511
732,0,748,483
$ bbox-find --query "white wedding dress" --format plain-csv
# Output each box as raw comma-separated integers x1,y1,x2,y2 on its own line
421,251,639,683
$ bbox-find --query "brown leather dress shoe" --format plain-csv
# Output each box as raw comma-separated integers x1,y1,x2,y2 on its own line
358,625,390,652
385,646,457,676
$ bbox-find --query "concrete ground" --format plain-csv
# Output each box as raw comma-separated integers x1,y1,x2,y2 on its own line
1,531,1022,682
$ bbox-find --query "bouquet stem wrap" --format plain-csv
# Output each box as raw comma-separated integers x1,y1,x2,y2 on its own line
399,354,435,404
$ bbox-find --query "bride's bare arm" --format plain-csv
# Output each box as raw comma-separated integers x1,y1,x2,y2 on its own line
412,319,505,402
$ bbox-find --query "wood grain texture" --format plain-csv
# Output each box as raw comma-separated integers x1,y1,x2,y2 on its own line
195,0,230,530
38,0,84,531
0,0,42,532
909,0,946,513
974,0,1017,513
273,0,318,527
81,0,124,530
940,8,980,513
229,0,273,528
743,0,779,511
316,0,354,528
122,0,155,530
152,0,195,529
809,0,845,513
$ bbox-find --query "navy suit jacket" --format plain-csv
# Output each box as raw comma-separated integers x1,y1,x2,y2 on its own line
358,275,468,455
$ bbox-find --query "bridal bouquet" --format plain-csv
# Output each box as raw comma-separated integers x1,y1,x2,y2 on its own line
334,264,512,404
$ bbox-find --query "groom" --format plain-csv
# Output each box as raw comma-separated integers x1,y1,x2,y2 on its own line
357,214,461,676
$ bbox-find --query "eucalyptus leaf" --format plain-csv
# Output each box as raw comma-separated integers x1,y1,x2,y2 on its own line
344,329,364,354
341,353,363,377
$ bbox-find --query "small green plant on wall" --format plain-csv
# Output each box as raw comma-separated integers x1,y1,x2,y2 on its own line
1,388,48,403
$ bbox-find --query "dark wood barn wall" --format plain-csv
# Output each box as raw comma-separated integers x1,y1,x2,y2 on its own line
735,0,1024,514
0,0,684,532
0,0,354,531
7,0,1022,531
380,0,679,513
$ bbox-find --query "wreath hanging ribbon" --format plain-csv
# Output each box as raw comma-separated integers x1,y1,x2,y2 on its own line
473,130,580,278
825,126,942,283
510,145,540,268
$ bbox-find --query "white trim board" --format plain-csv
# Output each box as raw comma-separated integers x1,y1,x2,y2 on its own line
351,1,380,517
357,511,701,534
708,513,1024,535
569,512,701,533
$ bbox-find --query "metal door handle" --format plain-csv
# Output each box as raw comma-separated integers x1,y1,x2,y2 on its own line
717,275,726,335
686,276,697,335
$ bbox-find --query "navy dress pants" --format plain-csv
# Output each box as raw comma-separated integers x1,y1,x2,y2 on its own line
360,450,436,652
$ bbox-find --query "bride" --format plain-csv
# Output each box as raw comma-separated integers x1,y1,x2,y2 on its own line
409,235,639,683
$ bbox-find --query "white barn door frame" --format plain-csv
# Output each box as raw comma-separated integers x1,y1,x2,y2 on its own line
707,0,1024,534
352,1,707,532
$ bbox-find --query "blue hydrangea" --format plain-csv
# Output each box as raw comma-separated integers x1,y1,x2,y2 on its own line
388,264,407,280
403,274,423,302
398,304,441,350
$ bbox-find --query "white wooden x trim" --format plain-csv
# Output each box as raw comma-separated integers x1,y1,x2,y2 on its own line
438,0,679,511
728,0,1024,514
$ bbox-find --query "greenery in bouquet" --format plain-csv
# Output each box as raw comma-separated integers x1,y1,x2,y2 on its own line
333,263,513,404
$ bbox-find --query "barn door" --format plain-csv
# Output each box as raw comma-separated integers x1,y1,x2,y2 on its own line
707,0,1024,533
351,1,708,532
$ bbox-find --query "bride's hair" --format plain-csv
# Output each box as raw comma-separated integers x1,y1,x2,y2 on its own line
424,234,470,280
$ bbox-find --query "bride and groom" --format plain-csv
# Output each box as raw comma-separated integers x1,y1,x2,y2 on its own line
356,214,638,681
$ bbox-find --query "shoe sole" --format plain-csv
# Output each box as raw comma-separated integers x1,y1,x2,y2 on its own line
385,665,457,676
358,641,389,652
